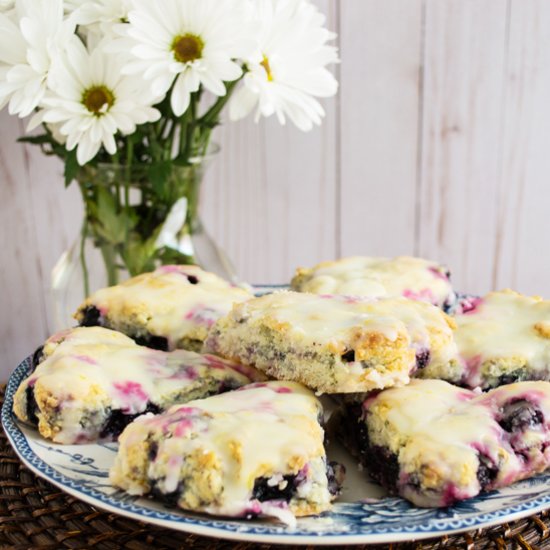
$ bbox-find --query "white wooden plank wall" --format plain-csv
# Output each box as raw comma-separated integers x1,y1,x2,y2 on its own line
417,0,509,295
1,0,550,379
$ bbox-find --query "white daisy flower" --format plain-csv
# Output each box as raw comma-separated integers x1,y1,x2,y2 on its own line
229,0,338,131
63,0,85,13
72,0,131,24
0,13,21,110
69,0,132,47
0,0,14,14
0,0,76,117
39,38,160,165
113,0,257,117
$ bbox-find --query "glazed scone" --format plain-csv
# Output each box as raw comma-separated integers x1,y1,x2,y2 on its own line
291,256,455,309
417,290,550,389
13,326,264,444
338,379,550,507
110,381,344,525
203,291,457,394
74,265,252,352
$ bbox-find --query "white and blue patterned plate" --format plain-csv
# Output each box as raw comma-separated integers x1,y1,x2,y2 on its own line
4,357,550,545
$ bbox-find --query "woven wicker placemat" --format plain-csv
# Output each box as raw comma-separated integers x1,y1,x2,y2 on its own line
1,385,550,550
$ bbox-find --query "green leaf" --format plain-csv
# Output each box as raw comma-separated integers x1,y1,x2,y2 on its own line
89,187,137,245
64,150,79,187
121,231,159,275
156,247,195,266
147,161,173,200
17,134,52,145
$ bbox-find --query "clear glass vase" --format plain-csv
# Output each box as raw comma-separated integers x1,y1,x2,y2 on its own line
50,144,237,330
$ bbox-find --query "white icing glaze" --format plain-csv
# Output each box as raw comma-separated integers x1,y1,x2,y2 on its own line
292,256,453,306
79,265,252,348
229,291,457,368
454,290,550,387
365,379,550,506
19,326,260,443
110,381,329,523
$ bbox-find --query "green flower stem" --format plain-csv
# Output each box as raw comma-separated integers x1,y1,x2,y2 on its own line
183,93,198,161
99,241,119,286
178,102,192,161
198,77,242,128
79,217,90,298
187,167,200,232
124,136,134,242
197,127,213,158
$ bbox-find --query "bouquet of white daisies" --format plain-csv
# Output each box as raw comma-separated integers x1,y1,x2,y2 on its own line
0,0,338,171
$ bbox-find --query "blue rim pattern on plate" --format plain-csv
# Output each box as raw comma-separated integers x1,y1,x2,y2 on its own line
3,356,550,544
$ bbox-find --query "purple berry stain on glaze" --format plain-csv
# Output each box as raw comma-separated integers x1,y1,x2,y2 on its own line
174,405,201,416
244,501,263,517
48,328,73,343
362,391,382,412
146,351,168,369
73,354,98,365
206,355,263,381
460,296,484,315
237,382,268,391
113,381,149,414
428,266,450,281
171,365,199,381
204,355,231,371
174,418,195,437
402,288,436,303
456,389,475,402
157,265,185,274
185,306,218,327
441,482,472,507
463,354,482,384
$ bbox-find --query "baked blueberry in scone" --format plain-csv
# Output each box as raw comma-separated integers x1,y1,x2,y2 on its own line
203,291,457,394
416,289,550,389
337,379,550,507
74,265,253,352
13,326,265,444
290,256,456,310
110,381,344,525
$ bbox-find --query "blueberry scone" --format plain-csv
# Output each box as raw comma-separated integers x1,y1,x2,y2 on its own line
417,290,550,389
291,256,455,309
338,379,550,507
74,265,252,352
13,326,264,444
203,291,457,394
110,381,344,525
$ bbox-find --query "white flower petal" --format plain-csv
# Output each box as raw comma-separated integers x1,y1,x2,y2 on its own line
77,136,101,165
229,84,258,121
199,71,225,97
102,131,117,155
170,70,199,116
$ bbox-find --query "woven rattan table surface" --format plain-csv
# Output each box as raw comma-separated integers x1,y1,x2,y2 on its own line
1,385,550,550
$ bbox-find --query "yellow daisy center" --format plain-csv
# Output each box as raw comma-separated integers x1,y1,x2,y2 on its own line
172,33,204,63
82,85,115,116
260,55,273,82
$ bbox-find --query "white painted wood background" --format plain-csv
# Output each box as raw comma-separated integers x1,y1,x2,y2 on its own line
1,0,550,379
